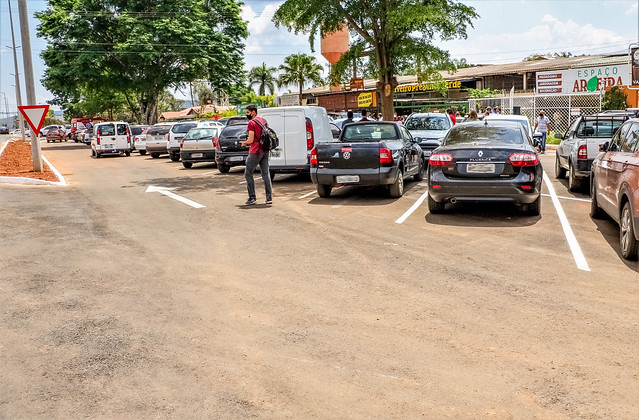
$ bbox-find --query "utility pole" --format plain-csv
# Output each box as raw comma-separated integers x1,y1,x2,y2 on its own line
8,0,26,142
17,0,43,171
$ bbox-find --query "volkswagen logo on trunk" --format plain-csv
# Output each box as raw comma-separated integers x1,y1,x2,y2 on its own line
343,152,351,159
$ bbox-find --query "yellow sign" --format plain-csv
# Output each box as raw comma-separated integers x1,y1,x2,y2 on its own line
394,80,462,93
358,92,376,107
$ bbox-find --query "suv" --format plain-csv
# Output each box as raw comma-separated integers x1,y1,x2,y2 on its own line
590,118,639,260
167,122,198,161
555,114,628,191
404,113,453,161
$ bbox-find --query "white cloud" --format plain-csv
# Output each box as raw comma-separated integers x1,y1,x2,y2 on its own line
625,2,638,14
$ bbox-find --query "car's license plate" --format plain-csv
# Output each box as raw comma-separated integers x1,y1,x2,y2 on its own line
424,151,432,157
191,153,203,158
229,156,244,162
336,175,360,183
269,149,281,158
467,163,495,173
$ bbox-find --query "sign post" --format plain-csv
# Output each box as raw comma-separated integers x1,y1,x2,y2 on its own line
18,105,49,171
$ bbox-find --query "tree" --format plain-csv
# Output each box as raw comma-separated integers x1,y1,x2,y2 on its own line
36,0,247,124
602,86,628,110
274,0,477,120
277,54,323,103
248,63,278,96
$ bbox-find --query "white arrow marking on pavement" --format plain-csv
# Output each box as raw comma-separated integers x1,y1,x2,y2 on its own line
145,185,205,208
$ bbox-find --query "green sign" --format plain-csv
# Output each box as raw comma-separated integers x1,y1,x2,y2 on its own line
236,103,258,114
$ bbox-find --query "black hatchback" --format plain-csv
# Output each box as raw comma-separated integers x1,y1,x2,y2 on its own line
427,121,543,215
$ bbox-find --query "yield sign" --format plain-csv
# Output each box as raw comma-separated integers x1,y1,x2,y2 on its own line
18,105,50,136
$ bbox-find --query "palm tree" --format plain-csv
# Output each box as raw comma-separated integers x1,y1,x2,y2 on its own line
278,54,323,104
248,63,277,96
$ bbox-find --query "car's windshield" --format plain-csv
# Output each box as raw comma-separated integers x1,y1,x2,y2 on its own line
185,128,218,140
172,123,197,134
444,124,525,145
342,124,398,142
405,116,450,131
97,124,115,136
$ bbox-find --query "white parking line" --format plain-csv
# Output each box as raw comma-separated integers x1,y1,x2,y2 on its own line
541,193,590,203
299,191,316,199
201,171,216,175
395,190,429,224
543,172,590,271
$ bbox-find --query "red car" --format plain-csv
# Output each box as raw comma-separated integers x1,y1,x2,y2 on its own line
591,117,639,260
45,127,67,143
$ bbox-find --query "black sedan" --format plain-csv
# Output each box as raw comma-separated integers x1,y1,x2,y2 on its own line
427,121,543,215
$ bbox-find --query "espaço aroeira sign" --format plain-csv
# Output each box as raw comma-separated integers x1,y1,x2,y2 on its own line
536,64,630,94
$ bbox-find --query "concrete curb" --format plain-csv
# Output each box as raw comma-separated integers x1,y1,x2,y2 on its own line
0,139,67,186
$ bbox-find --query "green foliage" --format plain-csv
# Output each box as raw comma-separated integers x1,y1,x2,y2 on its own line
36,0,248,124
467,88,501,98
248,63,278,96
277,54,323,99
523,51,573,61
602,86,629,110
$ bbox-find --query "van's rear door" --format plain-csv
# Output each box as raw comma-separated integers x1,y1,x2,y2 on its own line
262,108,306,167
116,123,129,150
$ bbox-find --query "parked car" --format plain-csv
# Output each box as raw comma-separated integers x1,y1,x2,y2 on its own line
145,123,174,158
180,126,220,168
0,126,9,134
555,114,628,192
45,127,67,142
167,122,198,161
259,106,334,179
40,125,65,138
310,121,425,198
77,128,91,144
91,121,132,158
590,118,639,260
129,125,149,151
427,121,543,215
226,116,249,126
332,117,362,129
404,112,453,162
10,129,29,137
214,122,249,173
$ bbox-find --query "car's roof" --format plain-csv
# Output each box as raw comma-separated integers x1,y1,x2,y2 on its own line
484,114,528,121
456,120,524,128
408,113,449,118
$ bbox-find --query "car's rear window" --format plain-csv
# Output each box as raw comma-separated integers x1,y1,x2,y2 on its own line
185,128,218,140
147,125,171,135
444,124,524,145
577,119,625,137
485,118,531,135
220,124,248,137
97,124,115,136
172,123,197,134
130,126,146,136
405,116,450,131
342,124,398,142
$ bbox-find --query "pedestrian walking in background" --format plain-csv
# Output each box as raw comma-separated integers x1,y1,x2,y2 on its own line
467,109,479,121
343,110,354,125
447,109,456,125
534,110,551,154
360,109,370,122
241,105,273,205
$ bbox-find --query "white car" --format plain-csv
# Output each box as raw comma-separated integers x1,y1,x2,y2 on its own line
90,121,132,158
404,112,454,160
167,122,198,161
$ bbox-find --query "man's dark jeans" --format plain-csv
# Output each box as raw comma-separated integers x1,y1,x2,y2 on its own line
244,152,272,201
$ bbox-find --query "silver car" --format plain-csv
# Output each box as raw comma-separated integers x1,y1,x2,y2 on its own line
145,123,174,158
180,127,220,168
404,113,453,160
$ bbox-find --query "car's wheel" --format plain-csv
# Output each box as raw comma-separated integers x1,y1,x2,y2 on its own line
620,201,638,260
151,153,160,159
91,149,96,158
182,161,193,169
64,138,68,142
526,196,541,216
555,153,566,179
413,159,425,181
170,153,180,162
46,139,50,143
427,193,445,214
568,161,581,192
590,177,605,219
317,184,332,198
389,169,404,198
95,152,101,158
218,164,230,173
125,151,131,156
139,150,147,156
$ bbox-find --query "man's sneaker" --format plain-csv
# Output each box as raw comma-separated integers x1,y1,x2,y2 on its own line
245,198,256,205
265,199,273,205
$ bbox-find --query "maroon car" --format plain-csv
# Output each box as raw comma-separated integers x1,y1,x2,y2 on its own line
46,127,67,143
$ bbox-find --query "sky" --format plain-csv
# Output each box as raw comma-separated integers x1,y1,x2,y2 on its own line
0,0,637,115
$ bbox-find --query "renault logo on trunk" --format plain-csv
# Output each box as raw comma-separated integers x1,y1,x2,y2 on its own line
478,150,483,157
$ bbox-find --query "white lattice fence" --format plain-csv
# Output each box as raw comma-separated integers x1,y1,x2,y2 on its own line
469,93,602,134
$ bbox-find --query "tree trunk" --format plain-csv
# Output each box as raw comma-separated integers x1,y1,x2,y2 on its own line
377,74,398,121
299,81,303,105
138,92,159,125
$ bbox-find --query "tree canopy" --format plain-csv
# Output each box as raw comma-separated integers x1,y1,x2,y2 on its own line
36,0,248,124
248,63,278,96
274,0,478,120
277,54,323,102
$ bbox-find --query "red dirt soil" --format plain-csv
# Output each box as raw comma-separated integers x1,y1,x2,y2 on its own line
0,140,59,182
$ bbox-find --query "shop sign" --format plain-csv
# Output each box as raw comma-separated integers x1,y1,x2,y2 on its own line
394,80,462,93
631,46,639,86
536,64,630,94
357,92,376,107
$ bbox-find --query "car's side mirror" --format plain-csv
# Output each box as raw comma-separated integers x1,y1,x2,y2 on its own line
554,133,563,140
599,141,609,152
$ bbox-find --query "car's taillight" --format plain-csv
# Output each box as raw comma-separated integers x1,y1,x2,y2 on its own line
96,136,101,145
380,147,393,164
180,139,184,149
429,153,453,166
167,133,170,141
306,118,314,150
127,135,130,143
310,148,318,166
213,138,219,148
577,144,587,160
509,152,539,166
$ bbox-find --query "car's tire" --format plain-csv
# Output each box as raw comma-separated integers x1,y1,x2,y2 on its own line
555,153,566,179
151,153,160,159
526,196,541,216
620,201,638,260
427,193,445,214
218,164,230,173
182,161,193,169
389,169,404,198
413,159,425,181
125,151,131,156
95,152,101,159
317,184,332,198
568,161,582,192
170,153,180,162
46,140,51,143
139,150,147,156
91,149,96,158
590,178,605,219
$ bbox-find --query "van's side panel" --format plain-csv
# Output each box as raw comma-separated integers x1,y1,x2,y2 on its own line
261,108,305,167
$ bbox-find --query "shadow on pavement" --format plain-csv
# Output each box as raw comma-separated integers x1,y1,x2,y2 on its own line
591,218,639,272
424,201,540,228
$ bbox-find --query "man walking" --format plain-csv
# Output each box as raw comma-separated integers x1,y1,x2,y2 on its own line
359,109,370,122
534,110,551,154
241,105,272,205
343,110,354,125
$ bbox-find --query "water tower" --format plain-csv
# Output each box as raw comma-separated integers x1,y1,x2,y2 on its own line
321,25,349,92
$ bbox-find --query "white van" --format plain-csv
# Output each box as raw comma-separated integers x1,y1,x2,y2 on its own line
91,121,131,158
258,106,334,178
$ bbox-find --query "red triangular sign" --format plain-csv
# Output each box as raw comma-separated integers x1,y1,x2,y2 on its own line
18,105,50,136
